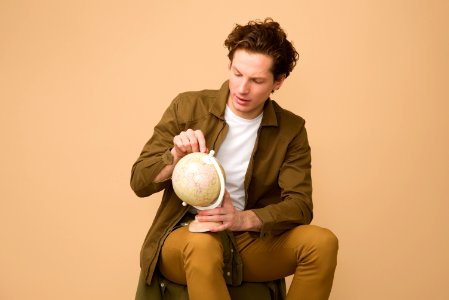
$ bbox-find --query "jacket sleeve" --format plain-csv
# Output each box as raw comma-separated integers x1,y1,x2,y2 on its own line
130,96,181,197
252,124,313,237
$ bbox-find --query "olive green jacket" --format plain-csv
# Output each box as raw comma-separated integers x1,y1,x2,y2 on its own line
130,81,313,287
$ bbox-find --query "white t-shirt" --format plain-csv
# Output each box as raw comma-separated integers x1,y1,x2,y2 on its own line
215,105,263,211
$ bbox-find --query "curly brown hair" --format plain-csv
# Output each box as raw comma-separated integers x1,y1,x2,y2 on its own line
224,18,299,80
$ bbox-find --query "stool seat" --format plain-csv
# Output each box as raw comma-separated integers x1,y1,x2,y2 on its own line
158,275,286,300
135,270,286,300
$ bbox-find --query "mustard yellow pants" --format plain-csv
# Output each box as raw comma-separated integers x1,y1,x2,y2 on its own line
159,225,338,300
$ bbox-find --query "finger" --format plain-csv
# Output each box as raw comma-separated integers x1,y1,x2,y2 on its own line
197,208,222,217
209,222,229,232
213,215,240,232
193,129,207,153
221,191,234,209
196,214,219,223
173,135,188,155
178,131,196,153
185,129,201,152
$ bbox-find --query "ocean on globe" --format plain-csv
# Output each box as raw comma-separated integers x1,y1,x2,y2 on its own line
172,151,225,208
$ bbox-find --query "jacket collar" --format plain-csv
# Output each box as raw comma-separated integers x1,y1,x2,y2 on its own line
210,80,278,127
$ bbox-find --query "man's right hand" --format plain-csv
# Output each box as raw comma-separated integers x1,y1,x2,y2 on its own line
154,129,207,183
171,129,208,163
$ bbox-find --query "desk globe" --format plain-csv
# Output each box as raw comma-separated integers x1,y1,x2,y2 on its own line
172,151,225,232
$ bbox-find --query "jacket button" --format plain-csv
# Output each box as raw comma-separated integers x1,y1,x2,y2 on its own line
160,282,165,287
227,272,231,276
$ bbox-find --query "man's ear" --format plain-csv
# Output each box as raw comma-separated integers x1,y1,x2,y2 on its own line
274,74,286,91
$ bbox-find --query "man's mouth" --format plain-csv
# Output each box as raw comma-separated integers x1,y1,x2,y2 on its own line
234,95,250,104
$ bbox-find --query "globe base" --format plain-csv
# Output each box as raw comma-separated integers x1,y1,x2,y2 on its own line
188,220,222,233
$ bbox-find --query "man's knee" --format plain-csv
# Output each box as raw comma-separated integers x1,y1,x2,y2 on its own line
314,227,338,254
294,225,339,257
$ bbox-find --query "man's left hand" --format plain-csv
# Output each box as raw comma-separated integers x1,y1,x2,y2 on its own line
195,191,262,232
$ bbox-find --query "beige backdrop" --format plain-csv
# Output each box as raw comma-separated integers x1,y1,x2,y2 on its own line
1,0,448,299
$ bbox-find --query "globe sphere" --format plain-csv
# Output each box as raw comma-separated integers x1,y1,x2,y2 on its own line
172,151,225,208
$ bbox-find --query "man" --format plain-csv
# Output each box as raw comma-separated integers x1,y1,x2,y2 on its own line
131,18,338,300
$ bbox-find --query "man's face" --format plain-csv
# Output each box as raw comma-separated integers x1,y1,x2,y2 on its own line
227,49,285,119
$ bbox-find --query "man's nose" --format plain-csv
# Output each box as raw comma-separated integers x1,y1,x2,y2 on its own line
238,79,249,94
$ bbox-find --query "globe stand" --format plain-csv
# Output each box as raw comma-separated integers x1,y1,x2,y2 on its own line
179,150,226,233
188,220,222,233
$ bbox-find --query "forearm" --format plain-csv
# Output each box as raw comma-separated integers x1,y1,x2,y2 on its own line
252,196,313,236
153,148,184,182
130,149,175,197
153,164,175,182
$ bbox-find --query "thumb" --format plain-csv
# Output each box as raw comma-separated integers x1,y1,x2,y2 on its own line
222,191,232,207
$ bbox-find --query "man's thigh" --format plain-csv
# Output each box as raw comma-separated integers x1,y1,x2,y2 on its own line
159,226,223,284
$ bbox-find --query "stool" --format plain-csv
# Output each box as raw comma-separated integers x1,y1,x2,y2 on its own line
136,271,286,300
159,276,286,300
